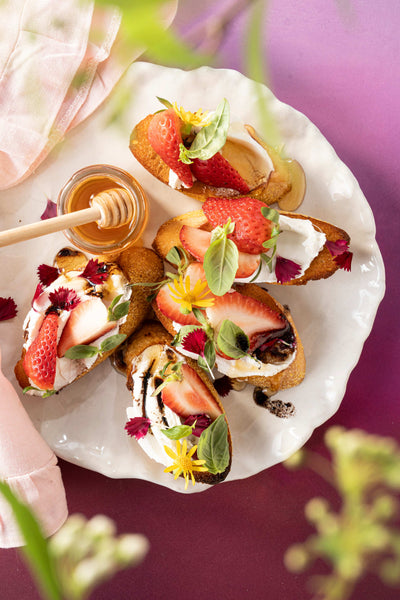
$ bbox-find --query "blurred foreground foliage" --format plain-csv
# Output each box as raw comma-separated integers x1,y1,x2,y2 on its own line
284,427,400,600
0,480,148,600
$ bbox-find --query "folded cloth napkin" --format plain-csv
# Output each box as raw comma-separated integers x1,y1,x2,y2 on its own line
0,0,123,190
0,349,68,548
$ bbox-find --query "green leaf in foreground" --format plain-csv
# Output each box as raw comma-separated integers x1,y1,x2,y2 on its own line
179,98,230,164
0,480,62,600
203,228,238,295
197,415,230,474
217,319,250,359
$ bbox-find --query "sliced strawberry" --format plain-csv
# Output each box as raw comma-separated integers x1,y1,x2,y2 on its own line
179,225,260,279
161,363,222,420
147,108,193,188
205,290,286,351
155,285,199,326
57,296,115,357
191,152,250,194
23,312,58,390
203,197,274,255
180,226,210,263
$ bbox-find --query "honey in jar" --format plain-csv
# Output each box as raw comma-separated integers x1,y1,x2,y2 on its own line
57,165,148,254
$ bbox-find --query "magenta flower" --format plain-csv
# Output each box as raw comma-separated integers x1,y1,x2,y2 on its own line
183,414,211,437
181,328,208,356
125,417,151,440
213,375,233,397
79,259,109,285
37,263,59,287
334,251,353,272
49,287,80,311
275,256,302,283
325,239,349,257
0,297,18,321
40,198,57,220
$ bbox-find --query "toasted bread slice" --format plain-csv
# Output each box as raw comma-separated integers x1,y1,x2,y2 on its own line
129,114,305,209
15,246,164,393
122,321,232,486
152,208,350,285
152,281,305,395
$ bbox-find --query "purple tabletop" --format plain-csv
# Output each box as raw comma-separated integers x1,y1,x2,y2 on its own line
1,1,399,599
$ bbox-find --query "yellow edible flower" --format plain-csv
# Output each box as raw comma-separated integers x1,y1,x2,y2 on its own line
167,275,215,313
172,102,211,127
164,439,207,489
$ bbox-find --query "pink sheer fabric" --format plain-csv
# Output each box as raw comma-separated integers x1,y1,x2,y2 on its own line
0,0,123,190
0,349,68,548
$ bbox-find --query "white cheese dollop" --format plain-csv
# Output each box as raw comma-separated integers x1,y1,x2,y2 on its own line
236,215,326,284
126,345,186,467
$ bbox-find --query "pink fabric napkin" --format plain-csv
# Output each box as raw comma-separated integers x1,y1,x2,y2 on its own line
0,349,68,548
0,0,123,190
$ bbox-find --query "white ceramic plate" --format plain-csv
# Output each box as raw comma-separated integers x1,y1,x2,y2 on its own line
0,63,385,493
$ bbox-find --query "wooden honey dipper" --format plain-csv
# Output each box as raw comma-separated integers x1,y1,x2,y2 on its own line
0,188,136,248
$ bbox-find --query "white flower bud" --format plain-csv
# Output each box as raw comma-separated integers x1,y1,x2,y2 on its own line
116,534,150,567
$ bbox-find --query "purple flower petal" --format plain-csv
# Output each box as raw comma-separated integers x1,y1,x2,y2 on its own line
183,414,212,437
125,417,151,440
325,239,349,257
275,256,302,283
0,297,18,321
40,198,57,220
334,251,353,272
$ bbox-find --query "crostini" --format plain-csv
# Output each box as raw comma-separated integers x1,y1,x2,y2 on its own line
15,246,164,396
149,258,305,394
152,197,352,288
129,98,305,211
121,321,232,487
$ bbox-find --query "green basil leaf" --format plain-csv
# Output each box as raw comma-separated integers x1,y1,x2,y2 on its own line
108,293,123,311
0,480,62,600
197,415,230,474
109,301,130,321
217,320,249,358
203,339,216,369
166,246,183,267
261,206,280,225
161,425,193,440
179,98,230,163
100,334,127,354
64,344,99,360
203,236,238,296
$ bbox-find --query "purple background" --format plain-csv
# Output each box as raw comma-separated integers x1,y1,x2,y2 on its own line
1,1,399,598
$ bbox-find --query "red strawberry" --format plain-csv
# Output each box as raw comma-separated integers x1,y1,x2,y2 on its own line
161,363,222,420
155,285,199,326
203,197,274,255
147,108,193,188
23,312,58,390
205,290,286,351
179,225,260,279
57,296,115,357
191,152,250,194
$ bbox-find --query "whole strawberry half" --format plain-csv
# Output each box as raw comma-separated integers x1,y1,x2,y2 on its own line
191,152,250,194
147,108,193,188
23,311,59,390
203,197,274,255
